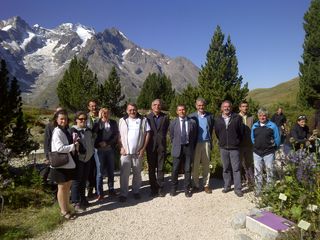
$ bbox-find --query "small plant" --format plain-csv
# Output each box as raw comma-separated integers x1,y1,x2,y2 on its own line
257,139,320,239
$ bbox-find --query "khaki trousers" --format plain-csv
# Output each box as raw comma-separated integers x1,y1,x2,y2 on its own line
192,142,211,188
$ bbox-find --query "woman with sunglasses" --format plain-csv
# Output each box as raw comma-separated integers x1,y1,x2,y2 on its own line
70,111,95,212
49,109,77,220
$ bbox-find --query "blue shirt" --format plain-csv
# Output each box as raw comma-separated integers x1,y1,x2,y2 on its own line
197,115,210,142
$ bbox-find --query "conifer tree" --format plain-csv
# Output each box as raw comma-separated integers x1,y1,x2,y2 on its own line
137,73,175,110
198,26,248,115
57,57,99,112
99,66,125,117
0,59,38,159
169,84,199,116
297,0,320,108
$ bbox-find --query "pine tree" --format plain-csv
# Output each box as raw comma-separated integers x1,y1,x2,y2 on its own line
99,66,125,117
0,59,38,159
57,57,99,112
198,26,248,115
169,84,199,116
297,0,320,108
137,73,175,110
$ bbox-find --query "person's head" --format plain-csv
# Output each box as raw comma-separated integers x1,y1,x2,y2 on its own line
53,109,68,128
221,100,232,116
239,100,249,115
196,97,206,114
99,108,110,120
297,115,307,127
87,100,98,115
257,108,268,124
126,103,138,119
74,111,87,128
276,107,283,115
176,104,186,118
151,99,162,115
55,106,63,113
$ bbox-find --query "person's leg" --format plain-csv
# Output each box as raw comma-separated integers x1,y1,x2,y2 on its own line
157,148,165,191
220,148,232,189
71,160,81,204
95,150,104,196
229,149,242,192
132,155,142,194
80,160,91,205
202,142,211,188
105,149,115,192
243,148,254,185
171,152,182,193
120,155,131,197
183,146,192,192
192,143,201,189
58,180,72,214
147,149,158,194
263,153,275,185
253,153,264,195
87,154,96,197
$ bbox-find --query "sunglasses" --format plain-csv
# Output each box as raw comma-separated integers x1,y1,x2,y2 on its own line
78,118,87,121
298,115,307,120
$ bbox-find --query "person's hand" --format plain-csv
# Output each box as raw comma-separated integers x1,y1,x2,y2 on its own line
138,148,145,158
120,147,127,156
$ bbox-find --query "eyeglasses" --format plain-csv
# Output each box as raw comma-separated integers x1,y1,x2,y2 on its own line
78,118,87,121
298,115,307,120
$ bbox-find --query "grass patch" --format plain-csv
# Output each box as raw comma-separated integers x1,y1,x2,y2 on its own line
0,204,62,240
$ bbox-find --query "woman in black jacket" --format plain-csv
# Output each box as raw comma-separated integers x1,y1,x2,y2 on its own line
288,115,310,150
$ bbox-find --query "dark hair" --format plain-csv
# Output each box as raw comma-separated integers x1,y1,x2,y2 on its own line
127,102,138,109
53,109,68,127
74,111,87,124
176,104,186,110
239,100,248,106
87,99,98,106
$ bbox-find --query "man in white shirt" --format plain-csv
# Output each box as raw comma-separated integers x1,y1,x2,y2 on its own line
118,103,150,202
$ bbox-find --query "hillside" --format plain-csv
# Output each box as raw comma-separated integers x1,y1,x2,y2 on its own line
247,77,299,107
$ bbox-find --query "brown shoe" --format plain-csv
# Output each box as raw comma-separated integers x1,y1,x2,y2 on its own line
204,186,212,194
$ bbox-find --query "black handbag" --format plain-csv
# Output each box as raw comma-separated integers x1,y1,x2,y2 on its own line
48,152,69,167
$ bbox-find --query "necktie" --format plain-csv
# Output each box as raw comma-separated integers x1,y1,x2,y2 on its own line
181,119,187,144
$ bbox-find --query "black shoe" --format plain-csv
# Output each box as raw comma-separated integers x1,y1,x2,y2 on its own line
222,187,231,193
235,190,244,197
119,196,127,202
192,186,200,193
170,189,176,196
149,191,158,198
133,193,141,199
81,200,90,207
158,189,166,197
185,190,192,198
108,189,118,197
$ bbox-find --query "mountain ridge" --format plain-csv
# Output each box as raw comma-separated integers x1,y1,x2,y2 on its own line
0,16,199,107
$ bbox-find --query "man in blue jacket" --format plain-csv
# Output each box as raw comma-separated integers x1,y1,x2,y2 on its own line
251,108,280,196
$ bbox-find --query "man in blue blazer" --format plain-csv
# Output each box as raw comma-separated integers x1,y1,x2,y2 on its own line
169,104,197,197
189,98,214,194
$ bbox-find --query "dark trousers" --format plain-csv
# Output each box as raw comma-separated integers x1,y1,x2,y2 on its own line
147,148,165,193
71,159,91,204
171,145,192,191
220,148,242,191
87,155,96,192
239,146,254,184
96,148,115,195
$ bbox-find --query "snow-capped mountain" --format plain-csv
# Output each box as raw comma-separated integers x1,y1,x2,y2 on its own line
0,16,199,107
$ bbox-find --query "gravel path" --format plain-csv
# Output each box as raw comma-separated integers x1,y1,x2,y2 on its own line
37,174,259,240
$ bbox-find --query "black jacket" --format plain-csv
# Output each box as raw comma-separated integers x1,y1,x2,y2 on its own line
214,113,244,149
146,112,170,153
94,119,119,149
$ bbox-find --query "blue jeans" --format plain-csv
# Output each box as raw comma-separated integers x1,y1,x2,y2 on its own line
253,152,274,194
96,148,115,196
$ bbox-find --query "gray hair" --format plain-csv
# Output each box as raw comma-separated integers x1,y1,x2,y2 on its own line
196,97,206,105
257,108,268,116
151,99,162,106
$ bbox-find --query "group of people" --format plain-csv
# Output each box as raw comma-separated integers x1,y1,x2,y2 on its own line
44,98,316,220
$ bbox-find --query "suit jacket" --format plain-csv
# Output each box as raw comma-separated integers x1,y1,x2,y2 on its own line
146,112,170,153
169,117,197,158
188,111,214,149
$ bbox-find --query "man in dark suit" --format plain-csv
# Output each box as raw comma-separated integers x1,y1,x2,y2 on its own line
146,99,170,197
169,104,197,198
189,98,214,194
215,100,244,197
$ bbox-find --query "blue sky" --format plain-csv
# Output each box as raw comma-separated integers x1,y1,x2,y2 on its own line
1,0,311,90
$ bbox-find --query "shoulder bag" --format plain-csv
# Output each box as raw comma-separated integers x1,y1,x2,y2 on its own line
48,152,69,167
